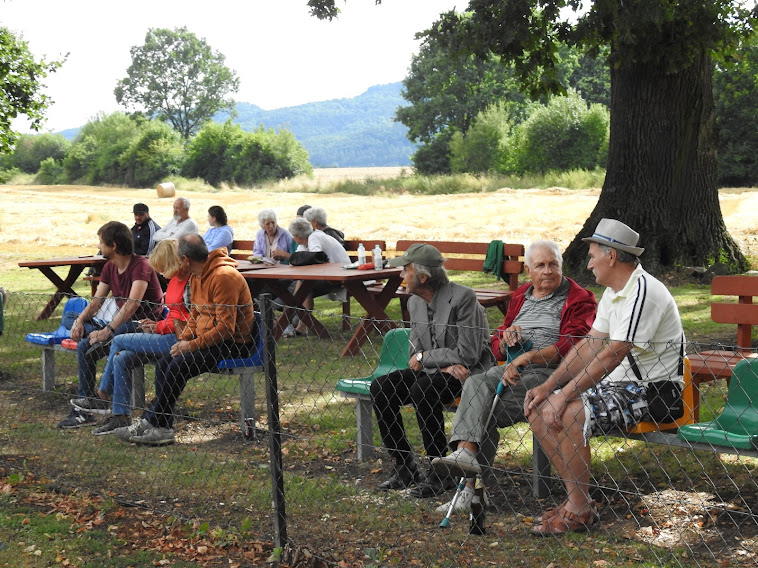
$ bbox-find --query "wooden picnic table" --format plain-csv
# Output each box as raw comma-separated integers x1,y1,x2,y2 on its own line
239,262,403,356
18,255,107,320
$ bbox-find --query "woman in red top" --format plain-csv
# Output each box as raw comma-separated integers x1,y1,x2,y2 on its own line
77,240,192,435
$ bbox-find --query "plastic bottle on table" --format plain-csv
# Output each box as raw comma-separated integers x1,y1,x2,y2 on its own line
373,244,383,270
357,243,366,265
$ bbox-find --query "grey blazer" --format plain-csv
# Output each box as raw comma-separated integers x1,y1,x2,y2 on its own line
408,281,494,376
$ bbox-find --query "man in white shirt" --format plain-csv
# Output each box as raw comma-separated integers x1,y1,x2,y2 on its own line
524,218,685,536
152,197,200,243
287,217,350,335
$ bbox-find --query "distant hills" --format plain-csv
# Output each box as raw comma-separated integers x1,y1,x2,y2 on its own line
59,82,417,168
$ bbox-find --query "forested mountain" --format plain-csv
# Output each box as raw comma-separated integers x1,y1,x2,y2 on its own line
228,83,414,167
58,82,416,167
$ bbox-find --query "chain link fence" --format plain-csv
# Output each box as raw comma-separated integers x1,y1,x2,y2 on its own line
0,291,757,567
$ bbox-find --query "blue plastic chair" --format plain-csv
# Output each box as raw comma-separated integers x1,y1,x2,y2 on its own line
26,296,88,346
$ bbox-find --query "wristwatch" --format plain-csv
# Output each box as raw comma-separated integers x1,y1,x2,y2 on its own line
416,352,423,363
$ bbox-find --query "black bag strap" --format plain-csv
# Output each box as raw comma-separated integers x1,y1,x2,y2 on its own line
626,352,643,382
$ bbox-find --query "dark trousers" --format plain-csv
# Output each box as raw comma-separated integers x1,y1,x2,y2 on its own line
370,368,462,465
145,341,253,429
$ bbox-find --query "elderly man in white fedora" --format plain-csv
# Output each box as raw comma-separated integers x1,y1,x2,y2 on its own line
524,218,685,535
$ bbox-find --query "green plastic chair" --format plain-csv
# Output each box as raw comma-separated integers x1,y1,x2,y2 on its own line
677,358,758,450
336,327,411,396
336,327,411,459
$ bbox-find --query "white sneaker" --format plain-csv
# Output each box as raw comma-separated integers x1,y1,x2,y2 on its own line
435,486,490,514
432,447,481,478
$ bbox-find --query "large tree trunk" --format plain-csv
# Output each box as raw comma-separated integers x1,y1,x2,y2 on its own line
563,50,746,280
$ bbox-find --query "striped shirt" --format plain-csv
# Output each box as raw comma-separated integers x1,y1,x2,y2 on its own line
512,277,569,350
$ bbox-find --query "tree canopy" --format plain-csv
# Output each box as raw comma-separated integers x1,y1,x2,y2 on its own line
714,33,758,187
310,0,757,274
0,27,64,154
114,27,240,139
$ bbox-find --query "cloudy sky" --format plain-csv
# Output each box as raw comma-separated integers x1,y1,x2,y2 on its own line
3,0,461,133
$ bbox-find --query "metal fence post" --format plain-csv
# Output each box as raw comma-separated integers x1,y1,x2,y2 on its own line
260,294,287,548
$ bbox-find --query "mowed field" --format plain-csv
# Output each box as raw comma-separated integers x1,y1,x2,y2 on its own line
2,167,758,289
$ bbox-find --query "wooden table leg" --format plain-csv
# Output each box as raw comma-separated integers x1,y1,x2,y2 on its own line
340,275,401,357
35,266,86,320
254,280,330,340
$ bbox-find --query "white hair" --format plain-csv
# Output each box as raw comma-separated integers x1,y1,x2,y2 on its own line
525,240,563,269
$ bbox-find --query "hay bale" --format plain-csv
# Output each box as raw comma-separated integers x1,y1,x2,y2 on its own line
156,182,176,198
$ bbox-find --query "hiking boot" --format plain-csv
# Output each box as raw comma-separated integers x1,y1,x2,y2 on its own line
57,408,96,429
432,447,482,478
71,396,112,415
376,461,420,491
409,469,457,498
93,415,131,436
434,485,490,514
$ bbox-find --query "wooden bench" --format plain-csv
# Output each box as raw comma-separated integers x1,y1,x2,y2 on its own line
368,240,524,321
687,275,758,421
26,304,264,438
229,239,255,260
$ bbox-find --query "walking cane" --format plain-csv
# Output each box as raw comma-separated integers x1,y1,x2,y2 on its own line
439,379,507,528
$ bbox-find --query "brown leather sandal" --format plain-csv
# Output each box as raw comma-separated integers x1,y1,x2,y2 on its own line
532,506,597,536
533,500,568,524
534,499,598,525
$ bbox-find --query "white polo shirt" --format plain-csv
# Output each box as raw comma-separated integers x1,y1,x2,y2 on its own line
592,265,684,384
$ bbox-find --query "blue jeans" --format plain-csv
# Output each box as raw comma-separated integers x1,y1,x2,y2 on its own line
98,332,179,416
76,320,139,399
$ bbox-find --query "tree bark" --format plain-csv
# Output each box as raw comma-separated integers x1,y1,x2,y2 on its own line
563,50,747,279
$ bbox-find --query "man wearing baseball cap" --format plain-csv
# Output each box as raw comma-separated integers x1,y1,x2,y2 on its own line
131,203,160,256
371,243,494,497
524,219,685,535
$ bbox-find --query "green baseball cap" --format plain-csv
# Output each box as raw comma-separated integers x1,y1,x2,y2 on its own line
388,243,445,268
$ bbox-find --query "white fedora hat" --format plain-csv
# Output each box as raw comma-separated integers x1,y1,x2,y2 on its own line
582,218,644,256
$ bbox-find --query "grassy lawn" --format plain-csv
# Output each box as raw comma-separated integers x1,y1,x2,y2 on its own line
1,223,756,567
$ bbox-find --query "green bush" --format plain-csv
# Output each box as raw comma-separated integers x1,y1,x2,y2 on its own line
122,121,185,187
0,167,20,183
411,135,451,175
34,157,66,185
183,122,312,187
63,112,140,184
513,90,609,173
449,102,513,173
10,133,70,174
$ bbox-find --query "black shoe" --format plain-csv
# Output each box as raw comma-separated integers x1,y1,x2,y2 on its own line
377,462,420,491
409,469,457,498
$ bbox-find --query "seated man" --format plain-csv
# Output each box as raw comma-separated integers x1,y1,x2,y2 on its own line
525,219,685,535
287,217,350,335
303,206,345,248
433,240,596,512
152,197,200,243
115,233,257,445
58,221,163,428
131,203,160,256
372,244,494,497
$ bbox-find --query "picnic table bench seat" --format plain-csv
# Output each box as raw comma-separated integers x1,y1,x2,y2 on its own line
367,240,525,322
686,275,758,421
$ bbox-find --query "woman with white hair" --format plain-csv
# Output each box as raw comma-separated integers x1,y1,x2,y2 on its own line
252,209,293,263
